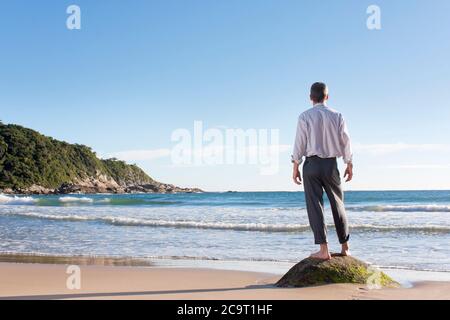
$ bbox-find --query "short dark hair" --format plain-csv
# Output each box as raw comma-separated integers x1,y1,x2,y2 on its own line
310,82,328,103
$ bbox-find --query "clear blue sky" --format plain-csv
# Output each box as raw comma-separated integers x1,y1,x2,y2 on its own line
1,0,450,191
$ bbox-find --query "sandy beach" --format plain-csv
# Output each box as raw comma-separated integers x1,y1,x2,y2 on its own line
0,261,449,300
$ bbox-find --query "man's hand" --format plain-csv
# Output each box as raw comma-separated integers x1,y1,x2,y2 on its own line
293,163,302,185
344,163,353,182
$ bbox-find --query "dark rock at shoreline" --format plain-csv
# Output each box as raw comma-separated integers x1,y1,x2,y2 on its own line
124,183,202,194
1,180,203,195
276,254,398,288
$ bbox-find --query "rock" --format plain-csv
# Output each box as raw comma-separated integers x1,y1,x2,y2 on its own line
276,254,398,288
0,188,15,194
2,180,203,195
17,185,55,195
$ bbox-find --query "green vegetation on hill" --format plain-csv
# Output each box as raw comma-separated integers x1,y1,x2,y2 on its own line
0,121,153,190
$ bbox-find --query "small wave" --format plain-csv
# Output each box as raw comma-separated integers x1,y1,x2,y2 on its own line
104,218,312,232
0,211,310,232
348,224,450,232
97,198,111,203
376,265,450,273
143,255,293,263
5,211,90,222
96,198,182,206
2,211,450,233
0,194,37,205
59,197,94,203
116,200,180,205
348,204,450,213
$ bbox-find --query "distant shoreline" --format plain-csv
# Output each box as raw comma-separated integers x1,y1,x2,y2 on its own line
0,186,204,196
0,253,153,267
2,189,450,196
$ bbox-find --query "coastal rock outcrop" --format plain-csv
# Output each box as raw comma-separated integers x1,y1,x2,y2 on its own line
3,181,202,195
124,183,202,194
276,254,398,288
0,122,203,195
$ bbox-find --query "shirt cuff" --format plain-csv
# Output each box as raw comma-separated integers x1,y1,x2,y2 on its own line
343,156,353,164
291,155,303,165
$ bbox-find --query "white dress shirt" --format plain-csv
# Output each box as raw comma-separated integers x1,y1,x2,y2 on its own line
292,103,353,164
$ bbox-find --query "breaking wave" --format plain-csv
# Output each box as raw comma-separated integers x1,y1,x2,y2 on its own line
0,194,37,205
348,204,450,213
59,197,94,203
2,211,449,233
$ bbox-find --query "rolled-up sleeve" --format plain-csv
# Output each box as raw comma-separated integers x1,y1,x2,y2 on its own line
339,114,353,164
291,115,308,164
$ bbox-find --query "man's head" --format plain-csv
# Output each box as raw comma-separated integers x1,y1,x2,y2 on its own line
310,82,329,104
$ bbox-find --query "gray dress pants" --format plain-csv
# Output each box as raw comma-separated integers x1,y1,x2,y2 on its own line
302,156,350,245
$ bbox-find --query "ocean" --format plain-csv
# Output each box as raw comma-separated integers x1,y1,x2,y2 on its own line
1,190,450,281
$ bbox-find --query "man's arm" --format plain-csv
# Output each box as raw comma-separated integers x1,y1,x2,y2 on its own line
292,115,307,185
344,162,353,182
293,162,302,185
339,114,353,182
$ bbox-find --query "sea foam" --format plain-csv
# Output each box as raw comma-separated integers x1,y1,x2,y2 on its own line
2,211,450,233
0,194,37,205
58,196,94,203
348,204,450,212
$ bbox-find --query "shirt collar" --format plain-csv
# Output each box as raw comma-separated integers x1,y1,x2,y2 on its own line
313,102,327,108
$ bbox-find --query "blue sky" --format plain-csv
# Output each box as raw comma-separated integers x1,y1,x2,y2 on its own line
1,0,450,191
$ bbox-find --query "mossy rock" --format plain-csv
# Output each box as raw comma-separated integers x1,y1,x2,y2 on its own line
276,254,398,288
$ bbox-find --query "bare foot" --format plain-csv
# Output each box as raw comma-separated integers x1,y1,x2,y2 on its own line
341,243,351,256
310,251,331,260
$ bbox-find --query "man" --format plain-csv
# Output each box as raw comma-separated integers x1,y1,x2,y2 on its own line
292,82,353,260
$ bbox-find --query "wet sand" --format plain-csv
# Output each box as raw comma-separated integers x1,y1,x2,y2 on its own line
0,257,449,300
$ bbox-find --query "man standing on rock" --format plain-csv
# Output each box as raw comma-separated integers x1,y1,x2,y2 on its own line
292,82,353,260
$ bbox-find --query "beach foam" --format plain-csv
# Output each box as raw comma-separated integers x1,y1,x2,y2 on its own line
1,211,449,233
0,194,37,205
348,204,450,212
58,196,94,203
1,211,90,222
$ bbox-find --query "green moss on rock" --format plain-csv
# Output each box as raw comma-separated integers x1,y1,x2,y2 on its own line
276,254,398,288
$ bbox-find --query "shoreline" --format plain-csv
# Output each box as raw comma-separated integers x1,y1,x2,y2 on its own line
0,261,449,300
1,253,450,288
3,190,450,195
0,190,204,196
0,253,154,267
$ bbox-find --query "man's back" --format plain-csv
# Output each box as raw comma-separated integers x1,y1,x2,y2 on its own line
292,103,352,165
